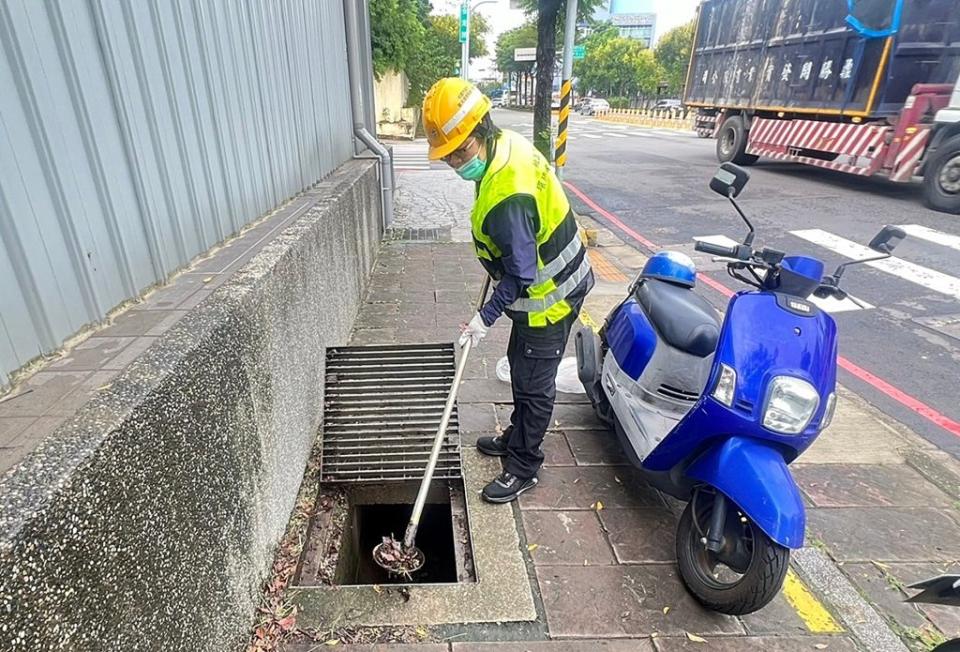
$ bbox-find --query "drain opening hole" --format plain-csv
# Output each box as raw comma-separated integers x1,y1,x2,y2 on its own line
342,503,457,585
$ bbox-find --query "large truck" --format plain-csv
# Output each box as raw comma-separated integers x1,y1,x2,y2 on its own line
684,0,960,213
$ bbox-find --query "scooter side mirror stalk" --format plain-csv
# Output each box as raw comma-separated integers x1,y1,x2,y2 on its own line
727,191,756,247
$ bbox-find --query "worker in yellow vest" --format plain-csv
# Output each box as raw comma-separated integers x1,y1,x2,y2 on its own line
422,78,594,503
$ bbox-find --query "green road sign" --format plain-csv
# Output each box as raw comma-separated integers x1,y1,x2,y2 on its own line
459,4,468,43
573,45,586,60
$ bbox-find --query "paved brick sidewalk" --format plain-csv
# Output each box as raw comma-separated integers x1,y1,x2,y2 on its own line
311,163,960,651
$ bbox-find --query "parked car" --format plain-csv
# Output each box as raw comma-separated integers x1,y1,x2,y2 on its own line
583,98,610,116
654,98,683,110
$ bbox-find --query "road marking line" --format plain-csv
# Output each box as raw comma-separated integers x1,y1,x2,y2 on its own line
564,180,960,439
791,228,960,301
582,133,602,139
783,569,845,633
898,224,960,253
694,234,739,248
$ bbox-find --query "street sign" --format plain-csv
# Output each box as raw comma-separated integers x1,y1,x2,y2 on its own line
514,47,536,62
573,45,585,60
459,3,468,44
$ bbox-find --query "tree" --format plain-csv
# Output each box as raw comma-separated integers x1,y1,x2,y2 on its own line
655,20,696,97
494,21,538,107
369,0,425,79
574,35,661,101
371,0,492,107
518,0,605,160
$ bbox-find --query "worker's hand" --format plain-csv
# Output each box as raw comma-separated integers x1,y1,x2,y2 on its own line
458,313,489,348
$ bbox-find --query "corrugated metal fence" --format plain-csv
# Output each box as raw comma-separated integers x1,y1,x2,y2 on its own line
0,0,357,387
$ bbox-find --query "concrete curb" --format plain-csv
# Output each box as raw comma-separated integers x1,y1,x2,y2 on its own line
793,547,910,652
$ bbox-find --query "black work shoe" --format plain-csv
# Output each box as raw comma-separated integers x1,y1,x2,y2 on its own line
476,435,509,457
482,472,538,504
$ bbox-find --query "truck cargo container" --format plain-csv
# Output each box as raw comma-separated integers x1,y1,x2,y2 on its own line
684,0,960,213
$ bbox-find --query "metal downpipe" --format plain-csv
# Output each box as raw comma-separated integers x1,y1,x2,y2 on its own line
343,0,394,229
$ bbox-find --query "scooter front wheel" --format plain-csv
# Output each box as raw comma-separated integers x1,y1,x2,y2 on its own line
676,492,790,615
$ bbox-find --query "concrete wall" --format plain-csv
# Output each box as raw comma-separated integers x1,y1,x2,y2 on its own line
0,0,356,389
0,160,382,651
374,69,419,139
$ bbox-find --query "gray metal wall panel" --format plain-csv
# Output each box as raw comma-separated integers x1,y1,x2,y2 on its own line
0,0,357,386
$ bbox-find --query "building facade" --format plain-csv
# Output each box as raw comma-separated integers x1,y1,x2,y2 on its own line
593,0,658,47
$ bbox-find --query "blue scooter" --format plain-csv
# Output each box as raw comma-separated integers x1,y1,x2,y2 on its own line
575,163,905,615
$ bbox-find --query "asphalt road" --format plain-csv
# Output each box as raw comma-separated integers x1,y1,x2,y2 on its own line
489,107,960,458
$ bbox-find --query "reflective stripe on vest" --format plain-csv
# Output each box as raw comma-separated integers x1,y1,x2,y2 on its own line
533,235,583,286
509,254,592,313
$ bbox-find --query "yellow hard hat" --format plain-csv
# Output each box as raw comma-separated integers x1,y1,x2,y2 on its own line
422,78,491,160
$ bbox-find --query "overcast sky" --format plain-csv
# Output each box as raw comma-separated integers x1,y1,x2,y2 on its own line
431,0,701,79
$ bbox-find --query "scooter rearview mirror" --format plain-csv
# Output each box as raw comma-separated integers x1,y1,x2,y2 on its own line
709,163,750,198
867,225,906,255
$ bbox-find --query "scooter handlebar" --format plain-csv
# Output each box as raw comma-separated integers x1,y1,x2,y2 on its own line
695,240,738,258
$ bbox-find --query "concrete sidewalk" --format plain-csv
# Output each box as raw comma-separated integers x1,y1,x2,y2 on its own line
288,159,960,651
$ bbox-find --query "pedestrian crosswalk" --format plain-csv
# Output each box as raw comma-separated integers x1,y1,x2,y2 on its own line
688,224,960,316
693,234,872,313
694,225,960,315
391,146,432,170
791,228,960,302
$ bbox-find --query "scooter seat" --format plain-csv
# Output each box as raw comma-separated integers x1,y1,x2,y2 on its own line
635,279,721,357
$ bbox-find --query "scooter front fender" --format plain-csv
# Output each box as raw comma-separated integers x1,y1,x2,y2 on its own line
686,437,805,549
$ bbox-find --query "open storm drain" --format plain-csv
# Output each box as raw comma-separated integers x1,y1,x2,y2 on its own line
321,343,462,483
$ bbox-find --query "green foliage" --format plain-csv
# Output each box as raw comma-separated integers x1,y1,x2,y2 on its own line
370,0,425,79
574,35,661,98
655,20,696,96
371,0,491,106
494,20,538,75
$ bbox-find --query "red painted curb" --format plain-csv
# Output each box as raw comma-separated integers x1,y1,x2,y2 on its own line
564,180,960,439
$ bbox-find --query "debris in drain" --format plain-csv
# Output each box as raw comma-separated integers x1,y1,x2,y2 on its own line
374,536,426,577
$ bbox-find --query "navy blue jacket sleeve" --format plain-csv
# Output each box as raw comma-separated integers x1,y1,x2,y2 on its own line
479,196,538,326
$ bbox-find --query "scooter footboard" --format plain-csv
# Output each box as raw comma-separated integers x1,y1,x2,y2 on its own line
686,437,805,549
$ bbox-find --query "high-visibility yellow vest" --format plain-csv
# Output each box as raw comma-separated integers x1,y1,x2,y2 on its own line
471,130,591,327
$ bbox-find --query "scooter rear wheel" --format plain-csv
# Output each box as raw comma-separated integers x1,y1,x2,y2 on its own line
676,492,789,615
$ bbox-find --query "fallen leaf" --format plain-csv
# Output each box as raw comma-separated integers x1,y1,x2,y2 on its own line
814,645,828,650
662,606,671,615
324,640,340,646
573,478,581,484
554,420,560,427
372,584,383,594
614,476,622,484
685,633,707,643
415,626,428,639
527,543,539,552
276,614,296,632
203,276,214,283
594,500,604,512
97,383,112,391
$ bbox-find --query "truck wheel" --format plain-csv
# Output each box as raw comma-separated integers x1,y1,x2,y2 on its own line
676,490,789,615
716,115,759,166
923,134,960,215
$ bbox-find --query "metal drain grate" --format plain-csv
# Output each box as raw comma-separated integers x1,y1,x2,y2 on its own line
320,343,462,483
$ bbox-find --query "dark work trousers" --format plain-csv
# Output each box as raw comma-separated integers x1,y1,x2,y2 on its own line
504,311,578,479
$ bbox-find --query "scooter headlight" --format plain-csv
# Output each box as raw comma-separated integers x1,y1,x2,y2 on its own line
763,376,819,434
820,392,837,431
711,364,737,407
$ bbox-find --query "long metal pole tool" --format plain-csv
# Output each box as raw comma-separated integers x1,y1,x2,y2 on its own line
374,275,491,573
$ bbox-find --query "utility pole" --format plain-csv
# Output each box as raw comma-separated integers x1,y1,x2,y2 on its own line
554,0,578,179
